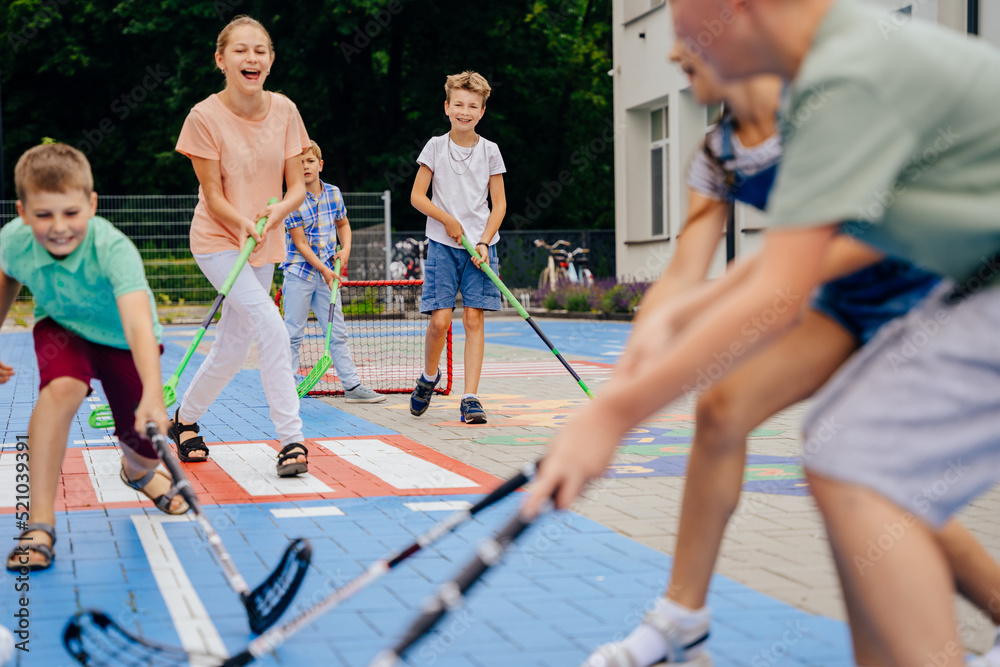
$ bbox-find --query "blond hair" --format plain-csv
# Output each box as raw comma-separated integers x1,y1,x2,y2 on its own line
217,15,273,56
444,71,491,104
14,143,94,202
302,141,322,161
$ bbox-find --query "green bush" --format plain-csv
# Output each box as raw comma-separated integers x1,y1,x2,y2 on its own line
537,278,649,315
564,288,592,312
543,290,565,310
599,282,648,313
342,287,386,315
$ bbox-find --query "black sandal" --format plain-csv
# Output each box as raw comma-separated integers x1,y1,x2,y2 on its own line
276,442,308,477
6,522,56,572
168,408,209,462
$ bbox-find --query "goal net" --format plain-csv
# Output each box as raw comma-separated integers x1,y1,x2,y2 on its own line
276,280,453,396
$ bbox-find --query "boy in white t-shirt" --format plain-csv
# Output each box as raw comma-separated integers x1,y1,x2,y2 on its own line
408,71,507,424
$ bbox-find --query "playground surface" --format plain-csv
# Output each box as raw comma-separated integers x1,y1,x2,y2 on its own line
2,315,998,666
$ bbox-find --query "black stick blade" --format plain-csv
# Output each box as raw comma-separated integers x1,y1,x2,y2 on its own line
63,609,222,666
243,538,312,634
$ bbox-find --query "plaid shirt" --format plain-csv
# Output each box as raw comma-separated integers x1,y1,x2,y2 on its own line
281,181,346,280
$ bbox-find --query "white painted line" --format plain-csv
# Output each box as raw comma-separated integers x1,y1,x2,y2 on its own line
211,443,333,496
162,328,215,336
404,501,473,512
316,439,478,490
72,436,118,445
131,514,228,659
0,449,22,508
270,506,345,519
82,449,148,504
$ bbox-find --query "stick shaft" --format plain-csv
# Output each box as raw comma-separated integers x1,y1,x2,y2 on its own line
459,235,594,399
322,256,342,351
295,256,341,397
373,504,545,666
177,204,275,382
241,461,537,660
93,202,278,427
146,424,250,593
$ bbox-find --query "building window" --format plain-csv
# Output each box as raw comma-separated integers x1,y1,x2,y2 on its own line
706,102,723,128
650,105,669,237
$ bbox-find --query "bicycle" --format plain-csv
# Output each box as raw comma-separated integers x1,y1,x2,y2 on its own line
567,246,594,288
389,237,429,281
534,239,571,291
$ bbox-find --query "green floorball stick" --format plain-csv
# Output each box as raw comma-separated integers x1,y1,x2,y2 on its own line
88,198,280,429
295,254,342,398
460,234,594,400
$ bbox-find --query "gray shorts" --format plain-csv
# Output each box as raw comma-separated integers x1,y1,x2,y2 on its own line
802,281,1000,528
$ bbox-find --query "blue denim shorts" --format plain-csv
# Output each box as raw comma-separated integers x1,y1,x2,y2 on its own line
811,257,941,344
420,239,501,313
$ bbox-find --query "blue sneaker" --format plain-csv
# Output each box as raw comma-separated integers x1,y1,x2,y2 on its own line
460,397,487,424
409,372,440,416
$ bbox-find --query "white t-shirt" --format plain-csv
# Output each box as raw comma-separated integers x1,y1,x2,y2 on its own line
687,127,781,203
416,134,506,248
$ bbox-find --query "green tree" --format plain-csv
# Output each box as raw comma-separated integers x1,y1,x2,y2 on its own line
1,0,614,229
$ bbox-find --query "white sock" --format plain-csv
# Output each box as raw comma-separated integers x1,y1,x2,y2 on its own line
422,370,439,383
462,393,477,400
621,598,710,666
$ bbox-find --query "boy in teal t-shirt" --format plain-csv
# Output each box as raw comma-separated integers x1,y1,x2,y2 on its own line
1,144,188,574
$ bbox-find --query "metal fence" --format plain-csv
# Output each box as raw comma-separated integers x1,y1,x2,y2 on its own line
0,194,614,304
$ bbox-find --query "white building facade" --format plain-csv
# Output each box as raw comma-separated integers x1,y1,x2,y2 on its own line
612,0,1000,282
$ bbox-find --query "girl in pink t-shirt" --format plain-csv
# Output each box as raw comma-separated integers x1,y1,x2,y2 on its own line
174,16,312,477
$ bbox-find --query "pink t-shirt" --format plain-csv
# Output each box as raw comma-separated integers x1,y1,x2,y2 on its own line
176,92,311,266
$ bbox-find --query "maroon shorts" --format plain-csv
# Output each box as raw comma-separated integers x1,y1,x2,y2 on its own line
34,317,161,459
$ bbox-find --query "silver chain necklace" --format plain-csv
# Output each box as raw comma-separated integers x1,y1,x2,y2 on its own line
448,134,480,175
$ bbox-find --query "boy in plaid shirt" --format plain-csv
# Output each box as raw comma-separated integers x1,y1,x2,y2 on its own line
281,141,384,403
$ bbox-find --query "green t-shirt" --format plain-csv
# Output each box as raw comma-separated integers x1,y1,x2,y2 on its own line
769,0,1000,286
0,215,162,349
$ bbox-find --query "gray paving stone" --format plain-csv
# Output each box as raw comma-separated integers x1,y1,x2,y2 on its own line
316,317,1000,658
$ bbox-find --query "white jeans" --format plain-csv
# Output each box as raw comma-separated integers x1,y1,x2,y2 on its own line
180,251,303,447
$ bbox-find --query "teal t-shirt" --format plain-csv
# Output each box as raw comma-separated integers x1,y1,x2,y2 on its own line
0,215,162,349
768,0,1000,285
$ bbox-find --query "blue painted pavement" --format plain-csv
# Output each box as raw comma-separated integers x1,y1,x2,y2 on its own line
0,324,848,666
